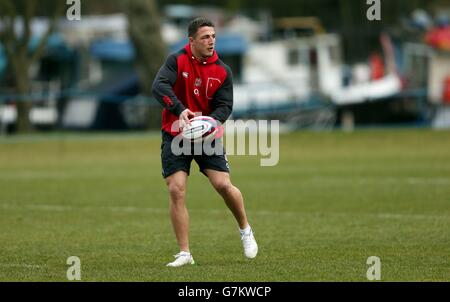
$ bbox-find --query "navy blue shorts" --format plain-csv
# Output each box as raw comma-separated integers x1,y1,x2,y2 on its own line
160,131,230,178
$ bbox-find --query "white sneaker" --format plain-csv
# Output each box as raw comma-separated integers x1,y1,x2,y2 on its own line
166,251,195,267
241,229,258,259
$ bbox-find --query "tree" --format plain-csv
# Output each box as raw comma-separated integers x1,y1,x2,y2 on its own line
122,0,167,128
0,0,65,132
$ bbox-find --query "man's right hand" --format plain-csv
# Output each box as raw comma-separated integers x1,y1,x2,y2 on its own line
179,109,195,131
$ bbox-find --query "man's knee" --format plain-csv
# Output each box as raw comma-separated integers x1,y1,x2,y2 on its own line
166,178,186,201
212,179,233,195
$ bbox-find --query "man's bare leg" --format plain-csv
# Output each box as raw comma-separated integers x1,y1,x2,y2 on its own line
165,170,190,252
204,169,248,229
204,169,258,258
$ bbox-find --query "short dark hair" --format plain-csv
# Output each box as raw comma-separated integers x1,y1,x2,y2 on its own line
188,17,215,37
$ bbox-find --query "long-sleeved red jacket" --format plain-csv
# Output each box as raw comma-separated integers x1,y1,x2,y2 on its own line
152,44,233,136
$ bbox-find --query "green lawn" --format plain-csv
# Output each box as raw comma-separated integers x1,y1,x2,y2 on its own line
0,129,449,281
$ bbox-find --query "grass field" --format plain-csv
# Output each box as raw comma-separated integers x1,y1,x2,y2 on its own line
0,129,449,281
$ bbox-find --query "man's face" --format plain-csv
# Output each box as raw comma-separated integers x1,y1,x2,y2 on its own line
190,26,215,59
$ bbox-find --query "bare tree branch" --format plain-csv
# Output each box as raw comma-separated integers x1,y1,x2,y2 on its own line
0,0,18,46
0,16,6,44
0,0,16,17
0,0,66,132
20,0,37,52
29,1,64,64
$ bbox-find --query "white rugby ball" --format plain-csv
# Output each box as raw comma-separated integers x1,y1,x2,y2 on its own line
181,116,220,142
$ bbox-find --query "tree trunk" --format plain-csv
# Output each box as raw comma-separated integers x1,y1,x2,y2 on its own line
123,0,167,95
122,0,167,129
0,0,65,133
13,56,33,133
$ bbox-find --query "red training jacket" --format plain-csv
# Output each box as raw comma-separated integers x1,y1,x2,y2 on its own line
152,44,233,136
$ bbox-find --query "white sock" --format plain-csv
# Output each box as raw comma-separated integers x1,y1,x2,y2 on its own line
239,225,251,236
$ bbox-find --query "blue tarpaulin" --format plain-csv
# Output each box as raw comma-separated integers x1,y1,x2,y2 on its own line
90,40,135,61
0,33,72,76
29,33,67,51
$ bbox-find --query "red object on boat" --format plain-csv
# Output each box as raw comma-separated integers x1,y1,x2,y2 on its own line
443,76,450,104
369,53,385,80
425,26,450,50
